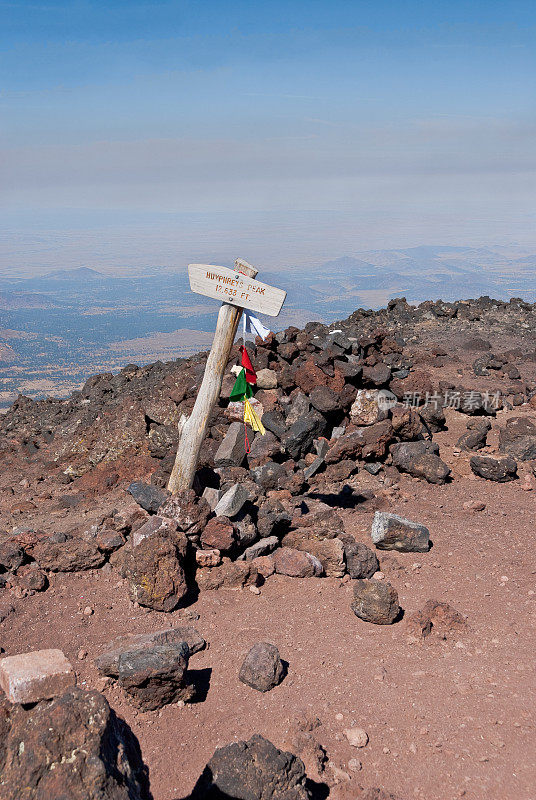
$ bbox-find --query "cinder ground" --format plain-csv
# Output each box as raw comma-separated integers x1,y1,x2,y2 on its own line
2,408,535,800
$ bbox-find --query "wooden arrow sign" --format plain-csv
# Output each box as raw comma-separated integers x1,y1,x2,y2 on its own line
188,263,286,316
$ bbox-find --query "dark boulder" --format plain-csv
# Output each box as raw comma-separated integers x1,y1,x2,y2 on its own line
238,642,285,693
0,688,151,800
188,733,311,799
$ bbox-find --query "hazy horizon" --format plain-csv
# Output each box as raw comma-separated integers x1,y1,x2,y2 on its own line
1,1,535,278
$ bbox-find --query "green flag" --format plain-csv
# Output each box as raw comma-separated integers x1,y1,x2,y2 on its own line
229,368,253,401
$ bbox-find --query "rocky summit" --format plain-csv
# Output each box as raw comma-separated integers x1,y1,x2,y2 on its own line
0,295,535,800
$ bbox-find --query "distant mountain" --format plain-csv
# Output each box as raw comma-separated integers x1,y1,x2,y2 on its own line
42,267,107,281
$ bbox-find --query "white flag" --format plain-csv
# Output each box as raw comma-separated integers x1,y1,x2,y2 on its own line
243,310,271,341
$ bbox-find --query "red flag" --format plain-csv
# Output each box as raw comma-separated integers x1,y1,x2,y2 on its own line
240,345,257,384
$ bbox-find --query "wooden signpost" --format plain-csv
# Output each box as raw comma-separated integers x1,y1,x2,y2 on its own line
167,259,286,494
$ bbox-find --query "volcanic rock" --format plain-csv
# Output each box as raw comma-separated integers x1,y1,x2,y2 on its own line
32,538,105,572
188,733,311,799
238,642,284,692
498,417,536,461
195,560,260,590
350,389,388,426
470,454,518,482
343,540,379,579
96,626,206,676
121,533,188,611
214,483,249,518
273,547,322,577
0,688,151,800
214,421,248,467
200,516,236,552
127,480,169,513
406,599,467,641
117,641,194,711
351,579,400,624
371,511,430,552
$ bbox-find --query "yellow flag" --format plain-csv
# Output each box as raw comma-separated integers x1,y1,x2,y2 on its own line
243,399,265,435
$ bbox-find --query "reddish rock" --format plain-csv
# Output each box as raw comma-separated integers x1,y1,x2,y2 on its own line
196,560,260,590
32,538,105,572
121,533,188,611
294,358,329,393
406,599,467,640
273,547,318,578
200,516,236,552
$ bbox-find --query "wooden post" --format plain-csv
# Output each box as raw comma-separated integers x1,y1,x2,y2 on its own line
167,259,258,493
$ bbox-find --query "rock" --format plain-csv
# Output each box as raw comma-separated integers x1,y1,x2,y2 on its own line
456,426,488,451
196,560,260,590
159,490,211,536
257,498,291,538
325,420,393,463
238,642,285,692
202,486,223,511
240,536,280,561
371,511,430,552
470,454,518,482
0,542,25,573
262,410,287,439
200,516,236,552
409,453,451,484
362,363,391,387
196,548,221,567
273,547,321,577
281,410,327,460
351,579,400,624
117,641,194,711
390,441,450,483
390,406,423,440
127,480,169,513
283,534,345,577
389,369,434,402
343,541,379,579
32,538,105,572
8,564,47,595
390,439,438,468
248,431,280,467
309,386,339,413
0,687,151,800
499,417,536,461
0,649,75,703
252,554,276,577
344,727,369,748
96,529,124,553
132,514,178,547
188,733,311,799
350,390,388,426
122,533,188,611
256,368,278,389
406,599,467,641
252,461,286,491
419,402,446,432
214,421,248,467
96,626,206,676
214,483,249,518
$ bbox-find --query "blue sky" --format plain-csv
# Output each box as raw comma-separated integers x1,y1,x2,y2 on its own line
0,1,535,273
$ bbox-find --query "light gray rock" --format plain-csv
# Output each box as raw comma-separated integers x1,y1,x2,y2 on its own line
371,511,430,553
256,368,278,389
214,422,247,467
238,536,280,561
214,484,249,518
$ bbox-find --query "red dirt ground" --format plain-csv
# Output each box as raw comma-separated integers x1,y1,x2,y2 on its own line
2,408,534,800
